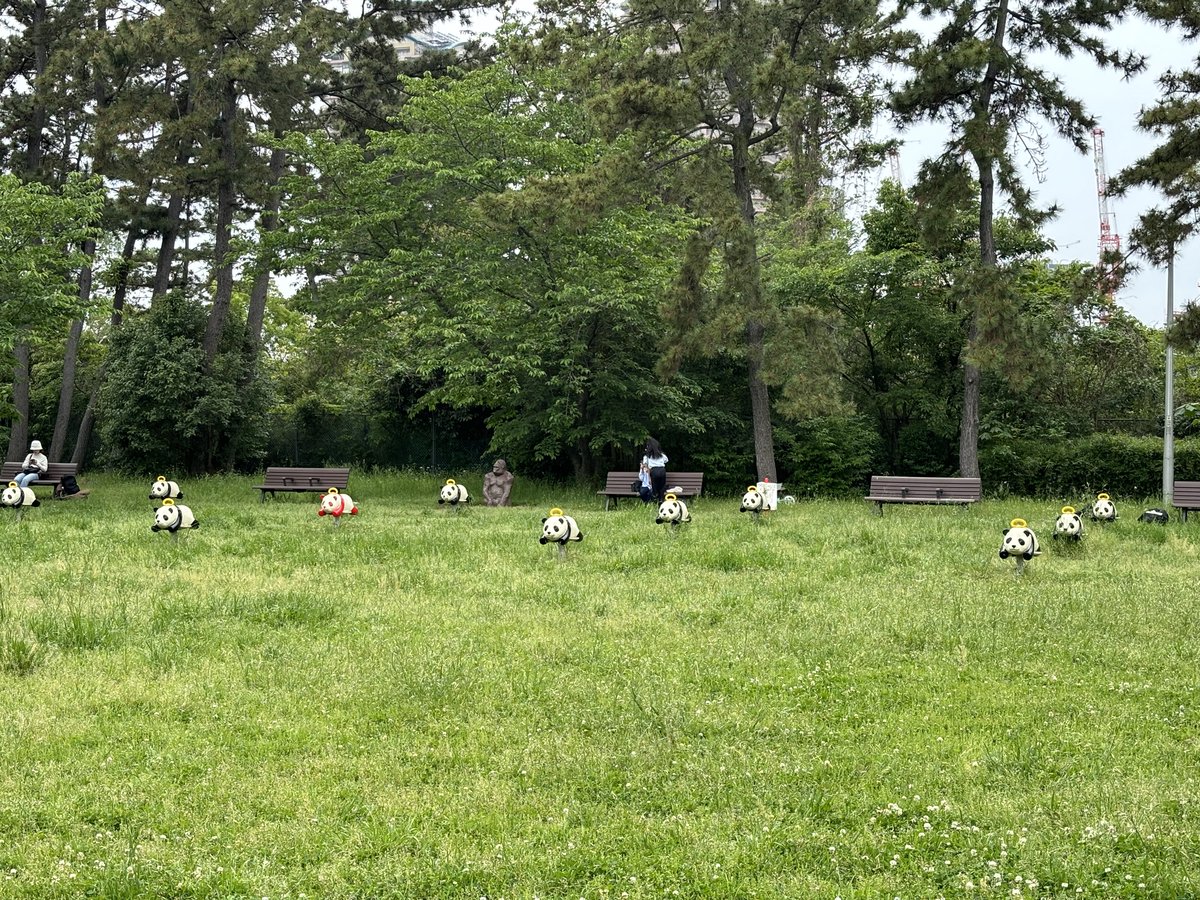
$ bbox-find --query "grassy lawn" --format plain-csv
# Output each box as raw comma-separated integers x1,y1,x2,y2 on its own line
0,472,1197,898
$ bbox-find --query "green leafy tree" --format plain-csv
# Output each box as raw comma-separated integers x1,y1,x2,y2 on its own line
99,291,269,473
891,0,1145,476
283,64,699,478
520,0,900,481
1108,10,1200,347
0,174,103,458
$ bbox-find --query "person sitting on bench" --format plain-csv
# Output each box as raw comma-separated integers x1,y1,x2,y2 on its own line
14,440,47,488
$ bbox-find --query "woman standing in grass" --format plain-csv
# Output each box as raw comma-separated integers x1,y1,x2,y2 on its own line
641,437,669,505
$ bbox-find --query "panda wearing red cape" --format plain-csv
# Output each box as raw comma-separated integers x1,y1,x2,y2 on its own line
318,487,359,520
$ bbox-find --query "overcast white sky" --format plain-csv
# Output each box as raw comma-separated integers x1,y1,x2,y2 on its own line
465,7,1196,325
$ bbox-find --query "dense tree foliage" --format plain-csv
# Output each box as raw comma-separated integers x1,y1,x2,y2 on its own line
0,0,1183,489
516,0,902,482
283,65,699,479
892,0,1145,477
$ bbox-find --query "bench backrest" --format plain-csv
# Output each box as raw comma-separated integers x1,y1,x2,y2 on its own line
262,466,350,490
602,471,704,496
868,475,981,501
1173,481,1200,507
0,462,78,486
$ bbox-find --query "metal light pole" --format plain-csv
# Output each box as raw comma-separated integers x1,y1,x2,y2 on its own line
1164,246,1175,506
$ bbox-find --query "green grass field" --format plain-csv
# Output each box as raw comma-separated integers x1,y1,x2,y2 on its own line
0,473,1197,899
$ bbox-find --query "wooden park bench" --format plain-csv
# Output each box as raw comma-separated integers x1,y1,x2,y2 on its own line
1173,481,1200,522
0,461,79,492
254,466,350,502
599,471,704,511
865,475,981,515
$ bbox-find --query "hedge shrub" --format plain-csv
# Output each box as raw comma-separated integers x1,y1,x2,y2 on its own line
979,434,1200,500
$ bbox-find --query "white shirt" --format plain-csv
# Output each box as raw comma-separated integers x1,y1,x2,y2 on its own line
22,452,48,473
642,452,668,469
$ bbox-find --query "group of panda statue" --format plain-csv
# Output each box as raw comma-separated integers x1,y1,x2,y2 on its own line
535,484,779,552
150,476,199,534
999,492,1168,572
151,476,362,532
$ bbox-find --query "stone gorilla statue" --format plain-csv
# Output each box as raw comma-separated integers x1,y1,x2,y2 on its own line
483,459,514,507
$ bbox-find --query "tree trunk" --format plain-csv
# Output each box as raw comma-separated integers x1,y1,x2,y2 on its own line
70,369,101,468
219,142,287,471
246,143,287,348
7,343,32,462
153,145,193,299
50,318,85,462
49,239,97,462
26,0,47,177
204,82,239,363
10,0,47,462
958,0,1008,480
729,129,777,482
72,219,138,465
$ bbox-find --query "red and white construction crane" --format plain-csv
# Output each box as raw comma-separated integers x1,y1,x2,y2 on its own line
1092,126,1121,299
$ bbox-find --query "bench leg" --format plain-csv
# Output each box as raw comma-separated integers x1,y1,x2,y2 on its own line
873,501,883,516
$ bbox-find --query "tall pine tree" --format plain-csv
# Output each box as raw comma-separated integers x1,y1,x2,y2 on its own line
891,0,1144,476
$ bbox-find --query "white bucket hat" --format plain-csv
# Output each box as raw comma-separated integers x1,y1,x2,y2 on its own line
29,440,42,451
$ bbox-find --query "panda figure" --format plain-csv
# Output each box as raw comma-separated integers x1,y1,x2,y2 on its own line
999,518,1040,566
1,481,39,509
656,493,691,527
318,487,358,519
1092,492,1117,522
740,486,764,513
1052,505,1084,541
1139,508,1169,525
540,508,583,545
152,498,199,533
149,475,184,500
438,479,470,507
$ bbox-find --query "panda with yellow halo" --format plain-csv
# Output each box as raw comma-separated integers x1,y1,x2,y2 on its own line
149,475,184,500
438,479,470,507
152,498,199,533
1053,506,1084,542
318,486,358,520
999,518,1040,572
656,493,691,528
1,481,39,509
1091,492,1117,523
540,508,583,545
739,486,764,513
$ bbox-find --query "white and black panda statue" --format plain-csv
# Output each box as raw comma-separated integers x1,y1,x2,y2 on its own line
149,475,184,500
439,479,470,507
740,486,764,513
152,498,199,533
1052,505,1084,541
1092,492,1117,522
1139,507,1169,525
318,487,358,519
540,508,583,545
1,481,39,509
656,493,691,527
999,518,1040,564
